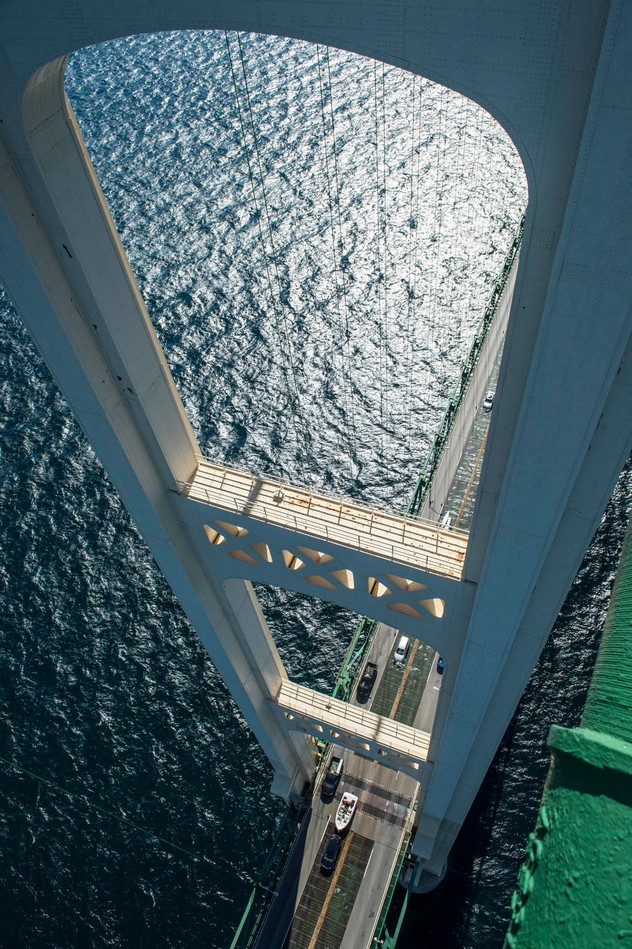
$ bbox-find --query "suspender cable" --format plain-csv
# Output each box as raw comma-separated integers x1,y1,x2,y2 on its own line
446,94,468,345
320,47,358,454
224,32,313,470
379,62,390,363
0,753,211,864
325,46,357,454
429,84,449,346
405,74,420,455
373,61,387,454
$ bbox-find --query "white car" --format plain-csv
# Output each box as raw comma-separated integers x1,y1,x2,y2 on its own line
482,391,495,413
393,636,410,664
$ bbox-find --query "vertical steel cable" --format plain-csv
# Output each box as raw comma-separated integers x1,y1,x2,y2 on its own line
316,46,357,455
323,48,358,453
430,84,448,346
405,74,418,454
373,61,386,454
224,32,313,471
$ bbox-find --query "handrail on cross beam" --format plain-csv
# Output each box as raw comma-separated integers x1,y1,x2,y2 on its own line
275,680,431,764
180,458,468,580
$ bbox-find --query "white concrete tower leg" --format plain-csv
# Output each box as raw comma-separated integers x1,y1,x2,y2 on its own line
222,580,315,800
0,63,314,802
407,0,632,890
405,625,542,890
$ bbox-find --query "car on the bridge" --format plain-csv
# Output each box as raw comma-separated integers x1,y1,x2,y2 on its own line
320,833,341,874
321,755,344,798
482,390,495,413
356,661,378,702
393,635,410,665
437,655,445,675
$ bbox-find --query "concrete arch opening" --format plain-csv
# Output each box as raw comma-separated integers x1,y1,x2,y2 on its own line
23,33,527,517
61,31,527,510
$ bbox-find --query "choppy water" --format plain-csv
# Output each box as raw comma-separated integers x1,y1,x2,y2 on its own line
0,30,628,948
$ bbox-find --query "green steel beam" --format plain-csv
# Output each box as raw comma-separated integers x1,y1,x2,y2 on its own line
332,617,377,702
504,507,632,947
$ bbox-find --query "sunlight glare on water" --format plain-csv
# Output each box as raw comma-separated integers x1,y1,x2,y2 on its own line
1,28,627,949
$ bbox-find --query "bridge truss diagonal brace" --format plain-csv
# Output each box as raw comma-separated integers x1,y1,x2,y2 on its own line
275,681,432,782
177,460,467,649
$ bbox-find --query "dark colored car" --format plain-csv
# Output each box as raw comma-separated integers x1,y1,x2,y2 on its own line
321,833,341,873
322,756,344,797
356,661,378,702
437,655,445,675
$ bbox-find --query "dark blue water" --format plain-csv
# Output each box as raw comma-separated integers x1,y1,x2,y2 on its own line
0,30,628,948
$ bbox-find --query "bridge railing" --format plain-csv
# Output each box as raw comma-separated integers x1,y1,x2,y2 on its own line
182,459,468,576
406,212,525,518
185,459,469,542
371,830,413,948
332,616,377,703
229,799,307,949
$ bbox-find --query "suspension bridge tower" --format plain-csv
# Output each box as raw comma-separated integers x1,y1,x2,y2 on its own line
1,0,631,897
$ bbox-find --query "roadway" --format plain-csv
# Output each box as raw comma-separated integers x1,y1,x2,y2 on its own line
255,624,444,949
253,383,495,948
441,360,500,531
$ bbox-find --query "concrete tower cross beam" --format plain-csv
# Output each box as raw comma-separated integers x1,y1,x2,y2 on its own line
185,458,468,581
175,458,467,648
275,681,433,781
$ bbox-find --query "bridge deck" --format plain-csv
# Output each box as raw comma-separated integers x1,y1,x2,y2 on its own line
185,460,467,579
254,627,439,949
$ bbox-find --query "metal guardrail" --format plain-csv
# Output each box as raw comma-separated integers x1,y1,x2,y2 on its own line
277,680,432,763
187,463,470,539
229,800,306,949
370,779,419,947
332,616,377,703
371,832,413,949
405,212,525,518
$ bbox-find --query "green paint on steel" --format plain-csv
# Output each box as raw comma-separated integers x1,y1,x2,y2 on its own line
229,801,305,949
504,745,632,948
332,616,376,703
504,509,632,948
549,725,632,779
582,510,632,744
371,835,413,948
